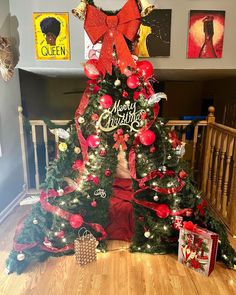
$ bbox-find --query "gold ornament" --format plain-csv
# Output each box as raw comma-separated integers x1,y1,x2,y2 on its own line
17,253,25,261
72,0,87,20
74,146,81,154
138,0,155,17
58,142,68,152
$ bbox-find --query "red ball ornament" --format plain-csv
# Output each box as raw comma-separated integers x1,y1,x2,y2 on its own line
136,60,154,79
127,75,140,89
139,130,156,146
122,91,129,98
156,204,171,219
99,94,113,109
150,146,156,153
69,214,83,228
105,169,111,177
86,135,100,148
91,200,97,207
99,149,107,157
91,113,99,121
56,230,65,238
84,59,101,80
179,170,187,179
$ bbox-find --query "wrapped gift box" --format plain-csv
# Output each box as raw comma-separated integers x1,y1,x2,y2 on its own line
178,223,218,276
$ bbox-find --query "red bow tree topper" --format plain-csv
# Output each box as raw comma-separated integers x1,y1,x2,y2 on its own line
84,0,140,75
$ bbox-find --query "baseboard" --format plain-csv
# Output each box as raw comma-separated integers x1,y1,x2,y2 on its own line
0,190,26,224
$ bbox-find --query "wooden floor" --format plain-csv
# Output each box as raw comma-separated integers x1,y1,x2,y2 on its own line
0,207,236,295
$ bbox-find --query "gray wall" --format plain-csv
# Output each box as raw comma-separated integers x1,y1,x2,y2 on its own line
8,0,236,75
0,0,24,212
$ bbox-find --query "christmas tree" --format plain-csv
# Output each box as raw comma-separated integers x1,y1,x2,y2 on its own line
6,0,236,274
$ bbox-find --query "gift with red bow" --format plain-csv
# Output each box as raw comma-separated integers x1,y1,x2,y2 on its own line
178,221,218,276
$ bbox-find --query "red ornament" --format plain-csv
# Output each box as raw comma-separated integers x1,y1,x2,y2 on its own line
91,113,99,121
139,130,156,146
69,214,83,228
56,230,65,238
99,94,113,109
127,75,140,89
156,204,171,219
91,200,97,207
179,170,187,179
136,60,154,79
141,111,147,120
150,146,156,153
86,134,100,148
84,59,101,80
122,91,129,98
99,149,107,157
105,169,111,177
72,159,83,170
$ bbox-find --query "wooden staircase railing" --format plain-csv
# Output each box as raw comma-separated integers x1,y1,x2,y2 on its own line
19,106,236,235
201,119,236,236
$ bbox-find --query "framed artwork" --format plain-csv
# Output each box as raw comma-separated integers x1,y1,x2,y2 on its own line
136,9,172,57
33,12,70,60
187,10,225,58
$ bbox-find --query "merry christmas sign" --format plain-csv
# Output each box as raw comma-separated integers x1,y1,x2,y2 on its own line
33,12,70,60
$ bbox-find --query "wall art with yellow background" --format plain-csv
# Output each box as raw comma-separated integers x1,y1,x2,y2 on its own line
33,12,70,60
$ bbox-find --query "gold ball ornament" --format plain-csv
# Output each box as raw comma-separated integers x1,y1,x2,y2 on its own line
78,117,85,124
33,219,38,225
58,142,68,152
17,253,25,261
74,147,81,154
144,231,151,238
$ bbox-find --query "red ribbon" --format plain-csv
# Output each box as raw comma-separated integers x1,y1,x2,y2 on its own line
40,189,106,240
84,0,140,75
133,191,192,218
169,131,181,149
196,200,208,216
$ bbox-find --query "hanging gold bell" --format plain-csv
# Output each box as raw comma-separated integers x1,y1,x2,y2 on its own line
139,0,155,17
72,0,87,20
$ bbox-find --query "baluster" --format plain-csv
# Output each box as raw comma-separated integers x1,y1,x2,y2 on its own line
211,130,222,206
222,136,234,219
181,130,186,143
216,133,227,211
43,124,49,167
31,125,40,190
228,142,236,236
18,106,28,190
55,132,59,158
191,125,199,170
206,128,216,200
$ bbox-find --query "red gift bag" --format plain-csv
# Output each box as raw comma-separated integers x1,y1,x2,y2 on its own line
178,222,218,276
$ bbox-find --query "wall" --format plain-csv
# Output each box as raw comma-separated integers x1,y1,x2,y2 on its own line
202,77,236,122
0,0,24,212
8,0,236,75
19,70,86,119
163,81,203,118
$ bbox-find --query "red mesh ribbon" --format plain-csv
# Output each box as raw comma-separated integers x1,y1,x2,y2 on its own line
40,189,106,241
133,188,192,218
84,0,140,75
75,86,91,168
129,149,185,194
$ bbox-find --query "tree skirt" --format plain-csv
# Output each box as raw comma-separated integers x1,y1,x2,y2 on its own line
106,178,134,241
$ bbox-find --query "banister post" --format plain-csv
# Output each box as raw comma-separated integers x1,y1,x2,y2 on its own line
18,106,29,191
201,106,215,193
207,106,215,124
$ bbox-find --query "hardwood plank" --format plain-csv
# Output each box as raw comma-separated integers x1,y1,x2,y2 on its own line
0,206,236,295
